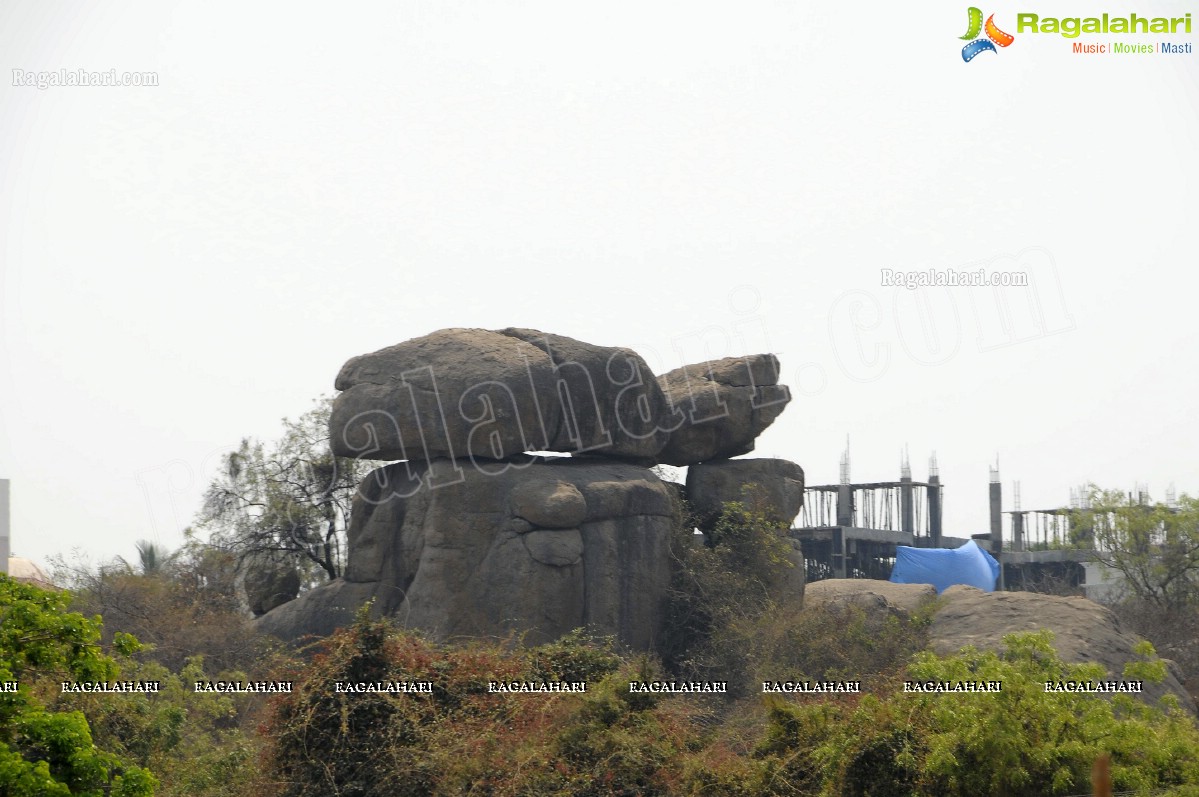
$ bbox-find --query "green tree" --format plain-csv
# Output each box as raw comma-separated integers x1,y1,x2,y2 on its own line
0,574,156,796
761,630,1199,796
117,541,173,577
1074,486,1199,611
197,395,373,582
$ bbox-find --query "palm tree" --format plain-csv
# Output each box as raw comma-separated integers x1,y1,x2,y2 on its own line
122,540,172,576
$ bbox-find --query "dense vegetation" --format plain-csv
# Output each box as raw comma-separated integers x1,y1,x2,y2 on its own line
6,488,1199,795
0,575,156,796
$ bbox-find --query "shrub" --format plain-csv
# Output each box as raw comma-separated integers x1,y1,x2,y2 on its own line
760,630,1199,796
661,499,800,688
0,574,156,796
259,611,718,796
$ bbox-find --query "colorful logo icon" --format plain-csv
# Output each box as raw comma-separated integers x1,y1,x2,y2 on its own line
961,7,1015,61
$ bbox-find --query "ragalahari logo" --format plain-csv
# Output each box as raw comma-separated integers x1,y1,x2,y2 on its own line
961,7,1015,61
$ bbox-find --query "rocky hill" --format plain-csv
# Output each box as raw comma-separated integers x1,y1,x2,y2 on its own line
806,579,1197,713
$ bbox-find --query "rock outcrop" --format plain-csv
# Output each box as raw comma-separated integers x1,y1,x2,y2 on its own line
259,458,677,650
930,585,1194,712
330,328,790,466
805,579,937,618
242,553,302,617
687,457,804,528
656,354,790,466
258,327,801,655
805,579,1196,713
497,328,676,460
330,328,560,462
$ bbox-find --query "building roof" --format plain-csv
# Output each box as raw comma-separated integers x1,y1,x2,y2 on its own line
7,556,54,589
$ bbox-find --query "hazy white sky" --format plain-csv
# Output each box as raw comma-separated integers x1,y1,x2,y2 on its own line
2,1,1197,567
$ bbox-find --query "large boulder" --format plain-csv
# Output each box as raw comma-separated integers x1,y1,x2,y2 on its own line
496,328,676,460
257,457,678,650
330,329,791,467
930,586,1195,712
331,328,561,462
241,554,302,616
686,457,804,529
804,579,938,617
330,328,683,463
656,355,791,465
255,579,382,641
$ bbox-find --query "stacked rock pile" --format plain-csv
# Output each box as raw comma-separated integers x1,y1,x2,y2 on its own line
257,328,804,650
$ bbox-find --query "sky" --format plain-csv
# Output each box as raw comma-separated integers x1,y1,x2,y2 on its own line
1,0,1197,569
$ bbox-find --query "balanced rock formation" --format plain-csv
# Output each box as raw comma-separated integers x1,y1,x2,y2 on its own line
257,458,676,649
258,327,801,654
330,328,789,466
687,457,805,529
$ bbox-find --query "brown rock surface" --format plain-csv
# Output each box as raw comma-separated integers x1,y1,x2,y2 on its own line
330,328,685,463
804,579,938,617
930,585,1194,712
686,457,804,528
496,328,674,459
804,579,1195,713
257,457,677,651
656,354,790,465
331,328,560,462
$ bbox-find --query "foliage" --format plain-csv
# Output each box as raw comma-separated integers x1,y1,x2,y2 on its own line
197,395,374,582
118,541,175,577
45,546,284,797
259,611,720,796
52,539,273,674
30,479,1199,795
1073,486,1199,612
0,575,156,796
256,614,1199,796
60,654,266,797
32,549,1193,797
660,497,799,682
1111,597,1199,709
760,630,1199,796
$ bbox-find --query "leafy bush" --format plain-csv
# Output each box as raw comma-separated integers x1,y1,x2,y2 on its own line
663,498,931,698
58,654,266,797
0,574,156,796
54,541,275,674
760,630,1199,796
661,499,800,687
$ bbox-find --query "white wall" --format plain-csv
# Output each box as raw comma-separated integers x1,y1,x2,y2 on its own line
0,479,9,575
1082,560,1125,604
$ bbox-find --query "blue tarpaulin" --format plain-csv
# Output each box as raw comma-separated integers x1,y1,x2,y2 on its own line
889,539,1000,593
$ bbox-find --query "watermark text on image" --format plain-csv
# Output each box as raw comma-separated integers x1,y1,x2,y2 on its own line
881,268,1029,290
12,68,159,89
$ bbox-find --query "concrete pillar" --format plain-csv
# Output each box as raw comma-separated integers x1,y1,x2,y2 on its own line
836,484,854,527
900,475,914,537
989,471,1002,554
1012,512,1025,552
832,527,847,579
927,475,942,547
